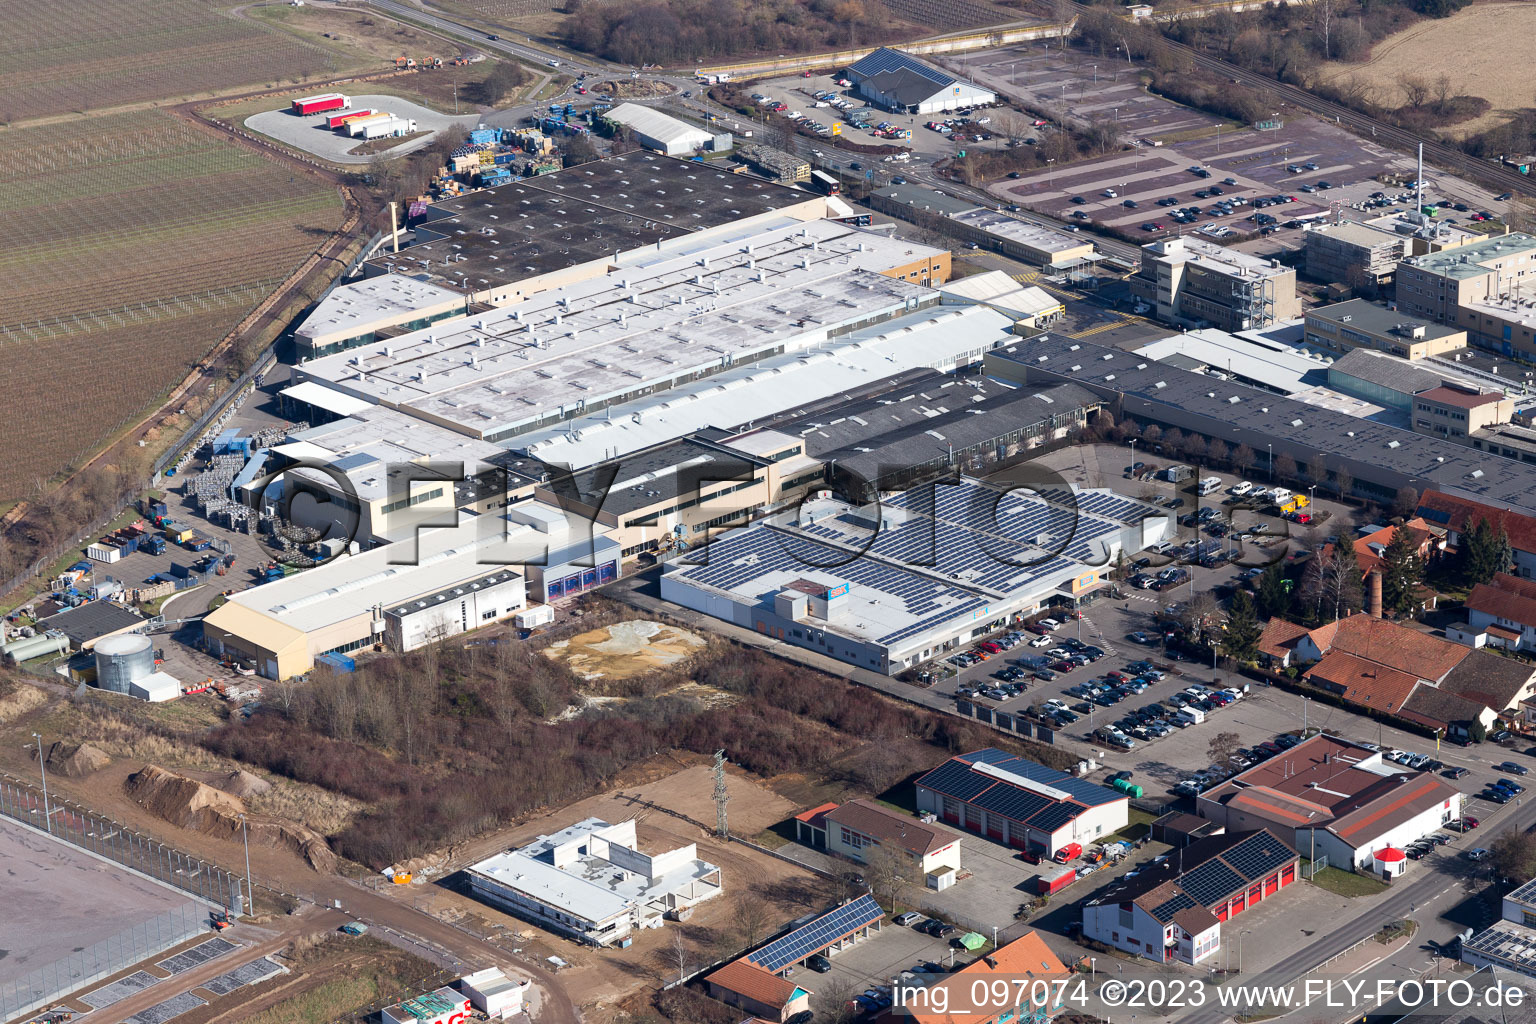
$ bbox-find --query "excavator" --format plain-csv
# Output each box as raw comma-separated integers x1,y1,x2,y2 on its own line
423,56,443,69
394,55,416,69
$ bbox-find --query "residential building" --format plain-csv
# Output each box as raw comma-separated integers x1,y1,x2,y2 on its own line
793,799,963,887
662,479,1166,675
1304,299,1467,360
1082,829,1298,964
1302,223,1408,292
847,48,996,114
870,185,1096,268
1130,237,1299,332
1417,490,1536,577
1467,573,1536,653
602,103,714,156
913,748,1128,858
705,894,884,1021
1345,519,1440,576
464,818,723,947
1395,233,1536,355
1197,734,1461,871
886,931,1068,1024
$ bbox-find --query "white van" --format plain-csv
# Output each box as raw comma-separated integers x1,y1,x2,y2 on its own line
1230,481,1253,497
1175,707,1206,726
1196,476,1222,496
1270,487,1293,504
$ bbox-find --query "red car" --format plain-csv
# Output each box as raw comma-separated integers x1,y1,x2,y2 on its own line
1052,660,1076,673
1466,816,1481,828
1026,624,1050,635
980,642,1003,653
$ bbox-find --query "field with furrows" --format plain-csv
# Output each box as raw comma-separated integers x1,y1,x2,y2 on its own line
0,112,345,500
0,0,343,123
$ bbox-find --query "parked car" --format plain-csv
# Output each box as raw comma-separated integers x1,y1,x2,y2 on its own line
807,954,833,972
1443,765,1469,780
1498,761,1529,775
1466,848,1490,861
894,911,923,926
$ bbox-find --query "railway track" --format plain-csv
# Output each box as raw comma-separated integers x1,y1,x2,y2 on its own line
1068,0,1529,200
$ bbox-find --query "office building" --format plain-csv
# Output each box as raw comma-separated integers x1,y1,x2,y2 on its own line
1302,221,1408,292
1396,233,1536,354
1304,299,1467,360
1130,237,1299,332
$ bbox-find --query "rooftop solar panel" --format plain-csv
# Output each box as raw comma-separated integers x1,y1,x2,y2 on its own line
972,783,1052,824
1149,892,1197,924
1220,833,1295,882
916,759,995,802
1181,860,1247,907
750,894,883,971
1029,802,1081,833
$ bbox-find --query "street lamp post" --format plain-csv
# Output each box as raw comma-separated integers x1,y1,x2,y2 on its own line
239,813,253,917
1090,957,1097,981
32,732,51,834
1267,443,1273,481
1302,696,1310,735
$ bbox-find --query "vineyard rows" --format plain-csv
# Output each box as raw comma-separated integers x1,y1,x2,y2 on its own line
0,108,345,499
0,0,340,121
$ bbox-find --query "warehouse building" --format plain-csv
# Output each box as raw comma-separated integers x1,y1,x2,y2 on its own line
361,152,830,304
1304,299,1467,360
1197,734,1461,871
1133,327,1322,396
296,218,951,446
1083,829,1298,965
602,103,714,156
870,184,1095,268
786,374,1099,500
1130,237,1299,331
465,817,722,947
913,748,1128,858
938,269,1065,327
847,48,996,114
984,335,1536,517
1302,222,1408,293
1321,348,1513,438
293,274,468,361
37,602,147,652
200,509,557,678
662,477,1166,674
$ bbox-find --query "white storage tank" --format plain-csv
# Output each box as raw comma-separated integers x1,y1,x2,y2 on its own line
95,633,154,693
2,634,68,662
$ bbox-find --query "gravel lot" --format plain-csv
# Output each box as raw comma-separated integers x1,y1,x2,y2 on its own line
244,94,479,163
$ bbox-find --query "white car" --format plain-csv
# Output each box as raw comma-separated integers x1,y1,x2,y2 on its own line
547,59,560,67
1038,618,1061,630
1045,699,1069,711
1230,481,1253,496
1030,635,1052,648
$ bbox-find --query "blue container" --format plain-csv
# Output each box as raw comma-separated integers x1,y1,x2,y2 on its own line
469,128,498,145
317,652,356,673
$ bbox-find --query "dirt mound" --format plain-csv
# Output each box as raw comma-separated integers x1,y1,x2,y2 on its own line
125,764,336,873
593,78,674,99
217,769,272,799
45,741,110,777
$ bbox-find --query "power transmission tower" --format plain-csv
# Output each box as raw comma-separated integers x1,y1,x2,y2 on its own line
712,750,730,839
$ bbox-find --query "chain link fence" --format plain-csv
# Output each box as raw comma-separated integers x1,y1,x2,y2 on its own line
0,773,246,912
0,900,206,1022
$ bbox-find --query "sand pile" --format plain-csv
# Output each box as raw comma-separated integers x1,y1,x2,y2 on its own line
125,765,336,872
45,741,110,777
217,769,272,799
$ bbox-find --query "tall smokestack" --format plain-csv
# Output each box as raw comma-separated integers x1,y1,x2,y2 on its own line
1369,569,1383,618
389,201,399,253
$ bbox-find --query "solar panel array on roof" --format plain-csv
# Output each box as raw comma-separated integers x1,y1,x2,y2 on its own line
1149,891,1197,924
1221,831,1296,882
915,759,996,802
750,894,883,972
1180,860,1247,906
850,48,953,88
973,784,1053,823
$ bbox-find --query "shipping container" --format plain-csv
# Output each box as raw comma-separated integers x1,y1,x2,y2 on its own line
328,108,376,129
293,93,350,115
317,651,357,673
347,112,395,136
515,605,555,629
360,117,416,140
1036,865,1075,895
86,543,122,564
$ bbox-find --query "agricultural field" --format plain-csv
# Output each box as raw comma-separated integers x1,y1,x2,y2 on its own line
0,0,346,123
1315,2,1536,135
0,111,345,500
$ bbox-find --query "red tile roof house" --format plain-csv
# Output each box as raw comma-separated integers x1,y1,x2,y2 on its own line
1466,573,1536,654
1418,490,1536,579
1257,613,1532,739
1196,734,1462,873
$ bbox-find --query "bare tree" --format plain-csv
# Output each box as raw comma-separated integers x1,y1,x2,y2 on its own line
658,930,691,985
1432,73,1454,114
862,842,918,913
1207,731,1242,767
1397,74,1430,110
1310,0,1342,59
734,893,776,949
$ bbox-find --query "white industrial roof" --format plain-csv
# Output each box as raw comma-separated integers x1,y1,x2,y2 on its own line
295,274,464,340
280,380,373,418
221,511,548,632
940,272,1063,318
1135,326,1324,395
1146,236,1291,279
294,219,945,440
281,405,504,501
512,304,1018,468
603,103,713,149
949,207,1092,260
468,817,718,925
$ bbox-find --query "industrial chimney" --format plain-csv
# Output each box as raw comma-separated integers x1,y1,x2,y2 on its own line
1368,569,1384,618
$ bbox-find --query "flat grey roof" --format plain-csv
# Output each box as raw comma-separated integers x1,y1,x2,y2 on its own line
1306,298,1460,341
991,335,1536,516
1326,348,1445,396
365,152,817,293
38,602,145,645
386,568,521,617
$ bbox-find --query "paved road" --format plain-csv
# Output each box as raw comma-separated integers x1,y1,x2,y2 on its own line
364,0,610,76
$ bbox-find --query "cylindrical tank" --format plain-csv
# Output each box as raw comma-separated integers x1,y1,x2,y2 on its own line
2,634,68,662
95,633,154,693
